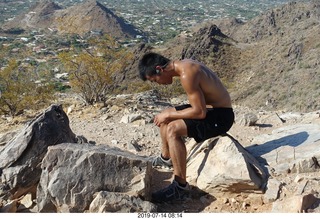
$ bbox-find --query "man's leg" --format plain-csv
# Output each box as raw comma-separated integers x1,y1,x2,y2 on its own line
158,107,177,159
159,123,170,159
151,119,190,203
166,119,188,185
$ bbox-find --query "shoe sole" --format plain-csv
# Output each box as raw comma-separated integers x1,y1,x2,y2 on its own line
152,165,173,171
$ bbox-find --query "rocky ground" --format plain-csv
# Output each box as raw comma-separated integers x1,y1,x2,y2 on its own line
66,104,273,213
63,97,314,213
1,91,319,213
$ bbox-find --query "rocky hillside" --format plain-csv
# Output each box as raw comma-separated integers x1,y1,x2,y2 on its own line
1,0,142,39
214,1,320,113
124,1,319,113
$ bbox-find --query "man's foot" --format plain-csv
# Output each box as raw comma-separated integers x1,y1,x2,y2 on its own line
152,155,173,170
152,180,190,203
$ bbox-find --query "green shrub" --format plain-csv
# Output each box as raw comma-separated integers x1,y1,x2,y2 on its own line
0,59,55,117
58,35,133,105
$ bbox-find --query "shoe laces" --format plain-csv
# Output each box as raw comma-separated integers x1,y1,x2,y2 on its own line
162,181,187,197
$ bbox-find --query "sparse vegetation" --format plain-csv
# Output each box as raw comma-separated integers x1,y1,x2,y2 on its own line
58,35,133,105
0,59,55,117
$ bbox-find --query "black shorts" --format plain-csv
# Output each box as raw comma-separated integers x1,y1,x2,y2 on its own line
175,104,234,143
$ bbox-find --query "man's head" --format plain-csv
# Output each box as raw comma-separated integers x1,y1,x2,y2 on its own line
138,52,170,81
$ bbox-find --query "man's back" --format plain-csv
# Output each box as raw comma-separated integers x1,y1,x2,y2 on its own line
177,59,232,108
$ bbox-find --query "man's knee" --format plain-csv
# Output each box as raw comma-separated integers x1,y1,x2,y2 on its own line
166,122,178,139
166,121,185,138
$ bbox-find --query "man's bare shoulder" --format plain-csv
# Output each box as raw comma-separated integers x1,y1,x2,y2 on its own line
177,59,203,75
179,59,200,66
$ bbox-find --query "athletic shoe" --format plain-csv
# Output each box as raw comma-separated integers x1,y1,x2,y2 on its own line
152,155,173,169
151,180,190,203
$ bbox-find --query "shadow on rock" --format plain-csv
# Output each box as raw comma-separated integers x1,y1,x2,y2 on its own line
246,131,309,156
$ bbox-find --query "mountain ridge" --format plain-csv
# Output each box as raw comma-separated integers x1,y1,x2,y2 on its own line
1,0,142,39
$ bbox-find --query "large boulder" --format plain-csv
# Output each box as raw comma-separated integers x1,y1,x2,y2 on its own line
37,143,153,212
0,105,77,199
186,135,267,194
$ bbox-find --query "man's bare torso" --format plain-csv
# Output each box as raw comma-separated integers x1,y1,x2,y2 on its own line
177,59,232,108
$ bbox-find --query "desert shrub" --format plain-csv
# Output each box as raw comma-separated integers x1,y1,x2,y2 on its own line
0,59,55,117
58,35,133,105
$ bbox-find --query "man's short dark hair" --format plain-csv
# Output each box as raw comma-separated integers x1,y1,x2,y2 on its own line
138,52,170,81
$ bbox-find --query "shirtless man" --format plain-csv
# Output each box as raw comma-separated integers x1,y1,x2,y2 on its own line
138,52,234,203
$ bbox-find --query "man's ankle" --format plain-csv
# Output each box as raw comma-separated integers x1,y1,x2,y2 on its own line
174,178,187,188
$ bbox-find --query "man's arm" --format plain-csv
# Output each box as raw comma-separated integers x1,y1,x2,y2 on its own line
153,69,207,126
177,72,207,119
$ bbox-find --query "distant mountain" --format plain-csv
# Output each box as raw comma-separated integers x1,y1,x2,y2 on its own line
1,0,143,39
1,0,62,31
